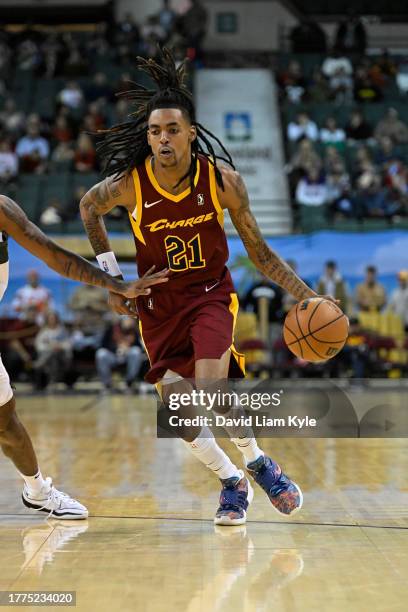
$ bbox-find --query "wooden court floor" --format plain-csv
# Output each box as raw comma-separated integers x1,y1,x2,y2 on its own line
0,391,407,612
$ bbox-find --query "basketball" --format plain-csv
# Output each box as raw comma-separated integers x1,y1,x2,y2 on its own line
283,298,349,362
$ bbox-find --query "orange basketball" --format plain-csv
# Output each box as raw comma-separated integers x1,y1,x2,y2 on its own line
283,297,349,362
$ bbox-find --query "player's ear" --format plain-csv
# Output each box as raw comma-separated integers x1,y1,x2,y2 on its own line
189,125,197,143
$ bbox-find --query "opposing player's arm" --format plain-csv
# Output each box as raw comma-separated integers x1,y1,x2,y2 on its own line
218,168,316,301
79,173,135,258
0,195,168,298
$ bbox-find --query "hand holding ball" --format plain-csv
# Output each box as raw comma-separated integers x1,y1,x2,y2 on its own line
283,298,349,362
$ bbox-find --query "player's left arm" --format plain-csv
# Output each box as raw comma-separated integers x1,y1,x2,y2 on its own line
0,195,168,298
218,168,321,302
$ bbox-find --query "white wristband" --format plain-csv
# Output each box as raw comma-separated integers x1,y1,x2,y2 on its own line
96,251,123,277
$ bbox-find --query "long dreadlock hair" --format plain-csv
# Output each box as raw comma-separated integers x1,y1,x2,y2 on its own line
96,47,235,191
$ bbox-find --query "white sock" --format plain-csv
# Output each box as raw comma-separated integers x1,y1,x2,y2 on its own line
231,436,264,464
21,469,47,496
183,427,241,481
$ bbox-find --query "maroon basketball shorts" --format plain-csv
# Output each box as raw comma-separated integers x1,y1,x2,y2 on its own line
137,268,245,384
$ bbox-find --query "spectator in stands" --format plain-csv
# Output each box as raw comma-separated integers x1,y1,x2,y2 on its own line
308,69,331,103
17,38,42,72
74,134,97,173
326,161,354,218
278,61,307,103
375,49,397,80
354,67,383,103
51,115,73,144
320,117,346,152
339,317,370,378
295,167,329,208
12,270,53,324
354,168,400,219
329,67,354,104
85,72,113,104
178,0,208,62
50,141,75,171
0,98,26,136
15,119,49,174
0,140,18,185
95,316,145,392
316,261,349,308
242,274,284,325
41,33,65,79
335,14,367,56
39,197,66,226
321,50,352,80
1,305,39,382
345,110,373,142
375,136,399,167
374,108,408,144
324,146,346,174
396,60,408,95
110,98,130,126
388,270,408,331
62,45,89,77
289,139,322,174
158,0,177,40
86,101,106,130
353,146,376,178
116,12,141,45
141,15,167,54
382,153,408,192
289,19,327,54
287,113,318,142
68,284,108,335
57,81,84,111
355,265,386,312
34,311,72,389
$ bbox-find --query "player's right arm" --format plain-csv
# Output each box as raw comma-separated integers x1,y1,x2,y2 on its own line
79,173,138,315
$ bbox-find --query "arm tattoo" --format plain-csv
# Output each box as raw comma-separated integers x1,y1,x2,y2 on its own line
80,179,119,255
229,174,314,301
0,196,122,292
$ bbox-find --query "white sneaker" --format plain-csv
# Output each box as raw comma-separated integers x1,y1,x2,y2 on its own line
22,477,88,520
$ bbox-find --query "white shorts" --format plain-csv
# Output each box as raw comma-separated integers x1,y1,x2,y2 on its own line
0,355,13,407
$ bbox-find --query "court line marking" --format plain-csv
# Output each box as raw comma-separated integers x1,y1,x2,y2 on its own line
1,513,405,531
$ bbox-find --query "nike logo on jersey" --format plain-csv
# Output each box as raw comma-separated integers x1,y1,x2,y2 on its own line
144,199,163,208
205,281,219,292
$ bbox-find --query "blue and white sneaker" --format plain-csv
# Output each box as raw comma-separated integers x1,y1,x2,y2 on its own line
214,470,254,526
246,455,303,516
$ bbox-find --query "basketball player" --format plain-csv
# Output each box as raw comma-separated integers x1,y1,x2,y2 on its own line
80,49,334,525
0,194,168,519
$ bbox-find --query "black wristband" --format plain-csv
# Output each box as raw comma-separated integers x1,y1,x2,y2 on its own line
0,232,8,264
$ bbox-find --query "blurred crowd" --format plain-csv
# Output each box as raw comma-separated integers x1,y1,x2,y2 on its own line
0,1,208,222
278,12,408,225
280,56,408,223
0,270,148,392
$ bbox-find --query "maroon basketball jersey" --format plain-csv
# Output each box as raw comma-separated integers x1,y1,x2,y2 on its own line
128,155,229,289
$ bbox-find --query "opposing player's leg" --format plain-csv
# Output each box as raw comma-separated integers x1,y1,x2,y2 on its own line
159,369,251,525
0,357,88,519
195,351,303,517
